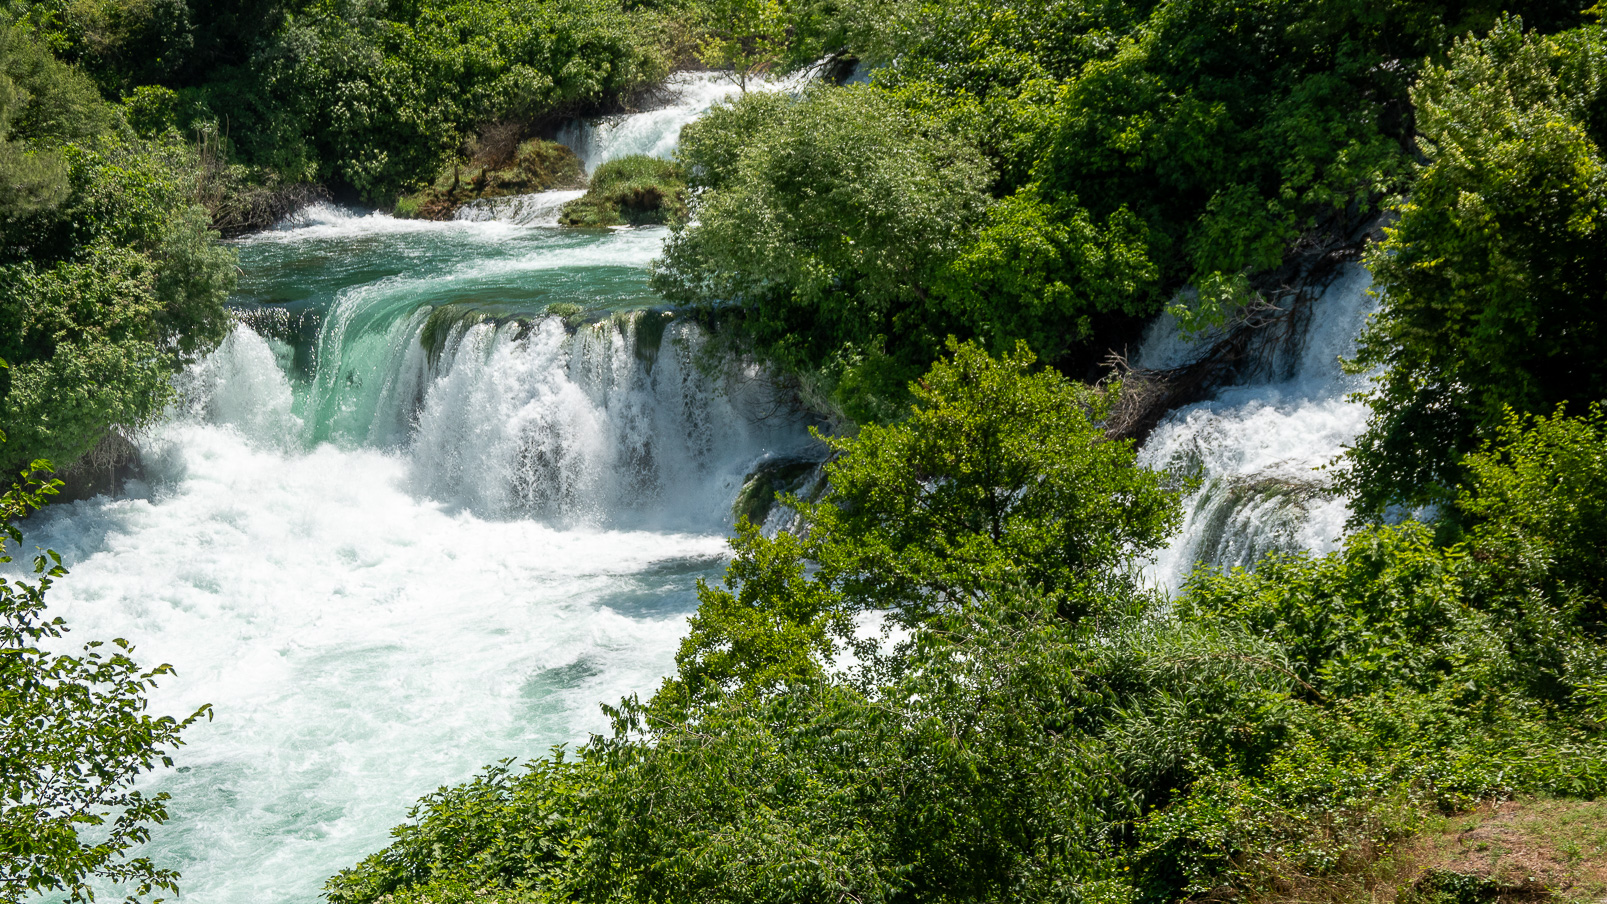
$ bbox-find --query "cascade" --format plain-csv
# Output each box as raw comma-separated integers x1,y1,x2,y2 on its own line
1138,263,1378,592
555,70,812,173
454,189,587,226
5,59,1386,904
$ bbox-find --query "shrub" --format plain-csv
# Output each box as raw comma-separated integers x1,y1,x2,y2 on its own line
1346,18,1607,516
559,154,686,227
652,86,992,419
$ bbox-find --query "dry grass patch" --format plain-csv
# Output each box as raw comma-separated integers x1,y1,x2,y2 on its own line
1238,799,1607,904
1392,799,1607,904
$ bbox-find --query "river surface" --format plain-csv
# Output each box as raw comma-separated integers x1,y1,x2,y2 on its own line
14,74,821,904
11,72,1378,904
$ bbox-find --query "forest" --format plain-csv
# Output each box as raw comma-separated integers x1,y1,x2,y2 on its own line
2,0,1606,902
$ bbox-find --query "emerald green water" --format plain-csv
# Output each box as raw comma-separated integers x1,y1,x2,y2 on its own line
15,200,816,904
230,206,671,447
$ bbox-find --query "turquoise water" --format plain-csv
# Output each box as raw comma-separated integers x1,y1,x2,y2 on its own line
14,202,814,903
230,208,669,447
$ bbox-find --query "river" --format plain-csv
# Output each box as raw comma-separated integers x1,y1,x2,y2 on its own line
11,72,1377,904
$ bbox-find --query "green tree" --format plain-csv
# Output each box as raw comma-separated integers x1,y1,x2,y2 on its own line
0,457,208,904
693,0,790,90
1346,18,1607,516
1457,404,1607,634
808,338,1181,621
653,86,992,421
0,18,236,477
652,340,1181,714
0,138,238,477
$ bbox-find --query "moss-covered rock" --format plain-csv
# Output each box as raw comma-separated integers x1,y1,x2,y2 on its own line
559,155,688,227
395,138,587,220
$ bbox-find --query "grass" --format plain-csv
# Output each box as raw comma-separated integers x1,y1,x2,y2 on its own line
1246,799,1607,904
558,155,687,227
1406,799,1607,903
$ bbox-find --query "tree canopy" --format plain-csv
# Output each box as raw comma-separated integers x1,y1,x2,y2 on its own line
1345,17,1607,516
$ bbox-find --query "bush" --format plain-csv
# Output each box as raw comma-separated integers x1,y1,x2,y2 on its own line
559,154,685,227
1345,18,1607,516
652,86,992,419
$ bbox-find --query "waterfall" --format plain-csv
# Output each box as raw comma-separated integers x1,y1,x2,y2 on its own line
1139,263,1378,592
454,190,587,226
409,315,805,525
169,314,815,530
556,70,811,173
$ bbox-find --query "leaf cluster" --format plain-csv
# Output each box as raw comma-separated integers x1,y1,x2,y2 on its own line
0,465,209,904
1346,17,1607,516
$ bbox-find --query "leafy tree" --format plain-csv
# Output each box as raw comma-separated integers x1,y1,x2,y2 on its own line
0,137,238,477
650,340,1180,713
0,15,117,217
1345,18,1607,516
692,0,790,90
0,19,236,477
0,458,208,904
654,86,992,421
1457,404,1607,634
808,338,1181,620
930,186,1159,363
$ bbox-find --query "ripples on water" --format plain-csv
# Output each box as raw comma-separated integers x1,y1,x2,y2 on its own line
10,69,1384,903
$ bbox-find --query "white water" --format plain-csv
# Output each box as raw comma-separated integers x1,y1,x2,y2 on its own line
409,315,808,525
8,83,819,904
454,190,587,226
1139,263,1378,592
18,309,810,901
556,70,810,173
20,416,727,901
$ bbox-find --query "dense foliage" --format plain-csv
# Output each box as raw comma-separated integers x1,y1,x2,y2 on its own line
655,88,992,420
21,0,673,203
0,15,235,478
1345,18,1607,516
656,0,1597,418
327,344,1607,904
0,463,207,904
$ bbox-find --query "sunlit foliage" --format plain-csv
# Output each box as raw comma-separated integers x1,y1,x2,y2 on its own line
1346,18,1607,516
